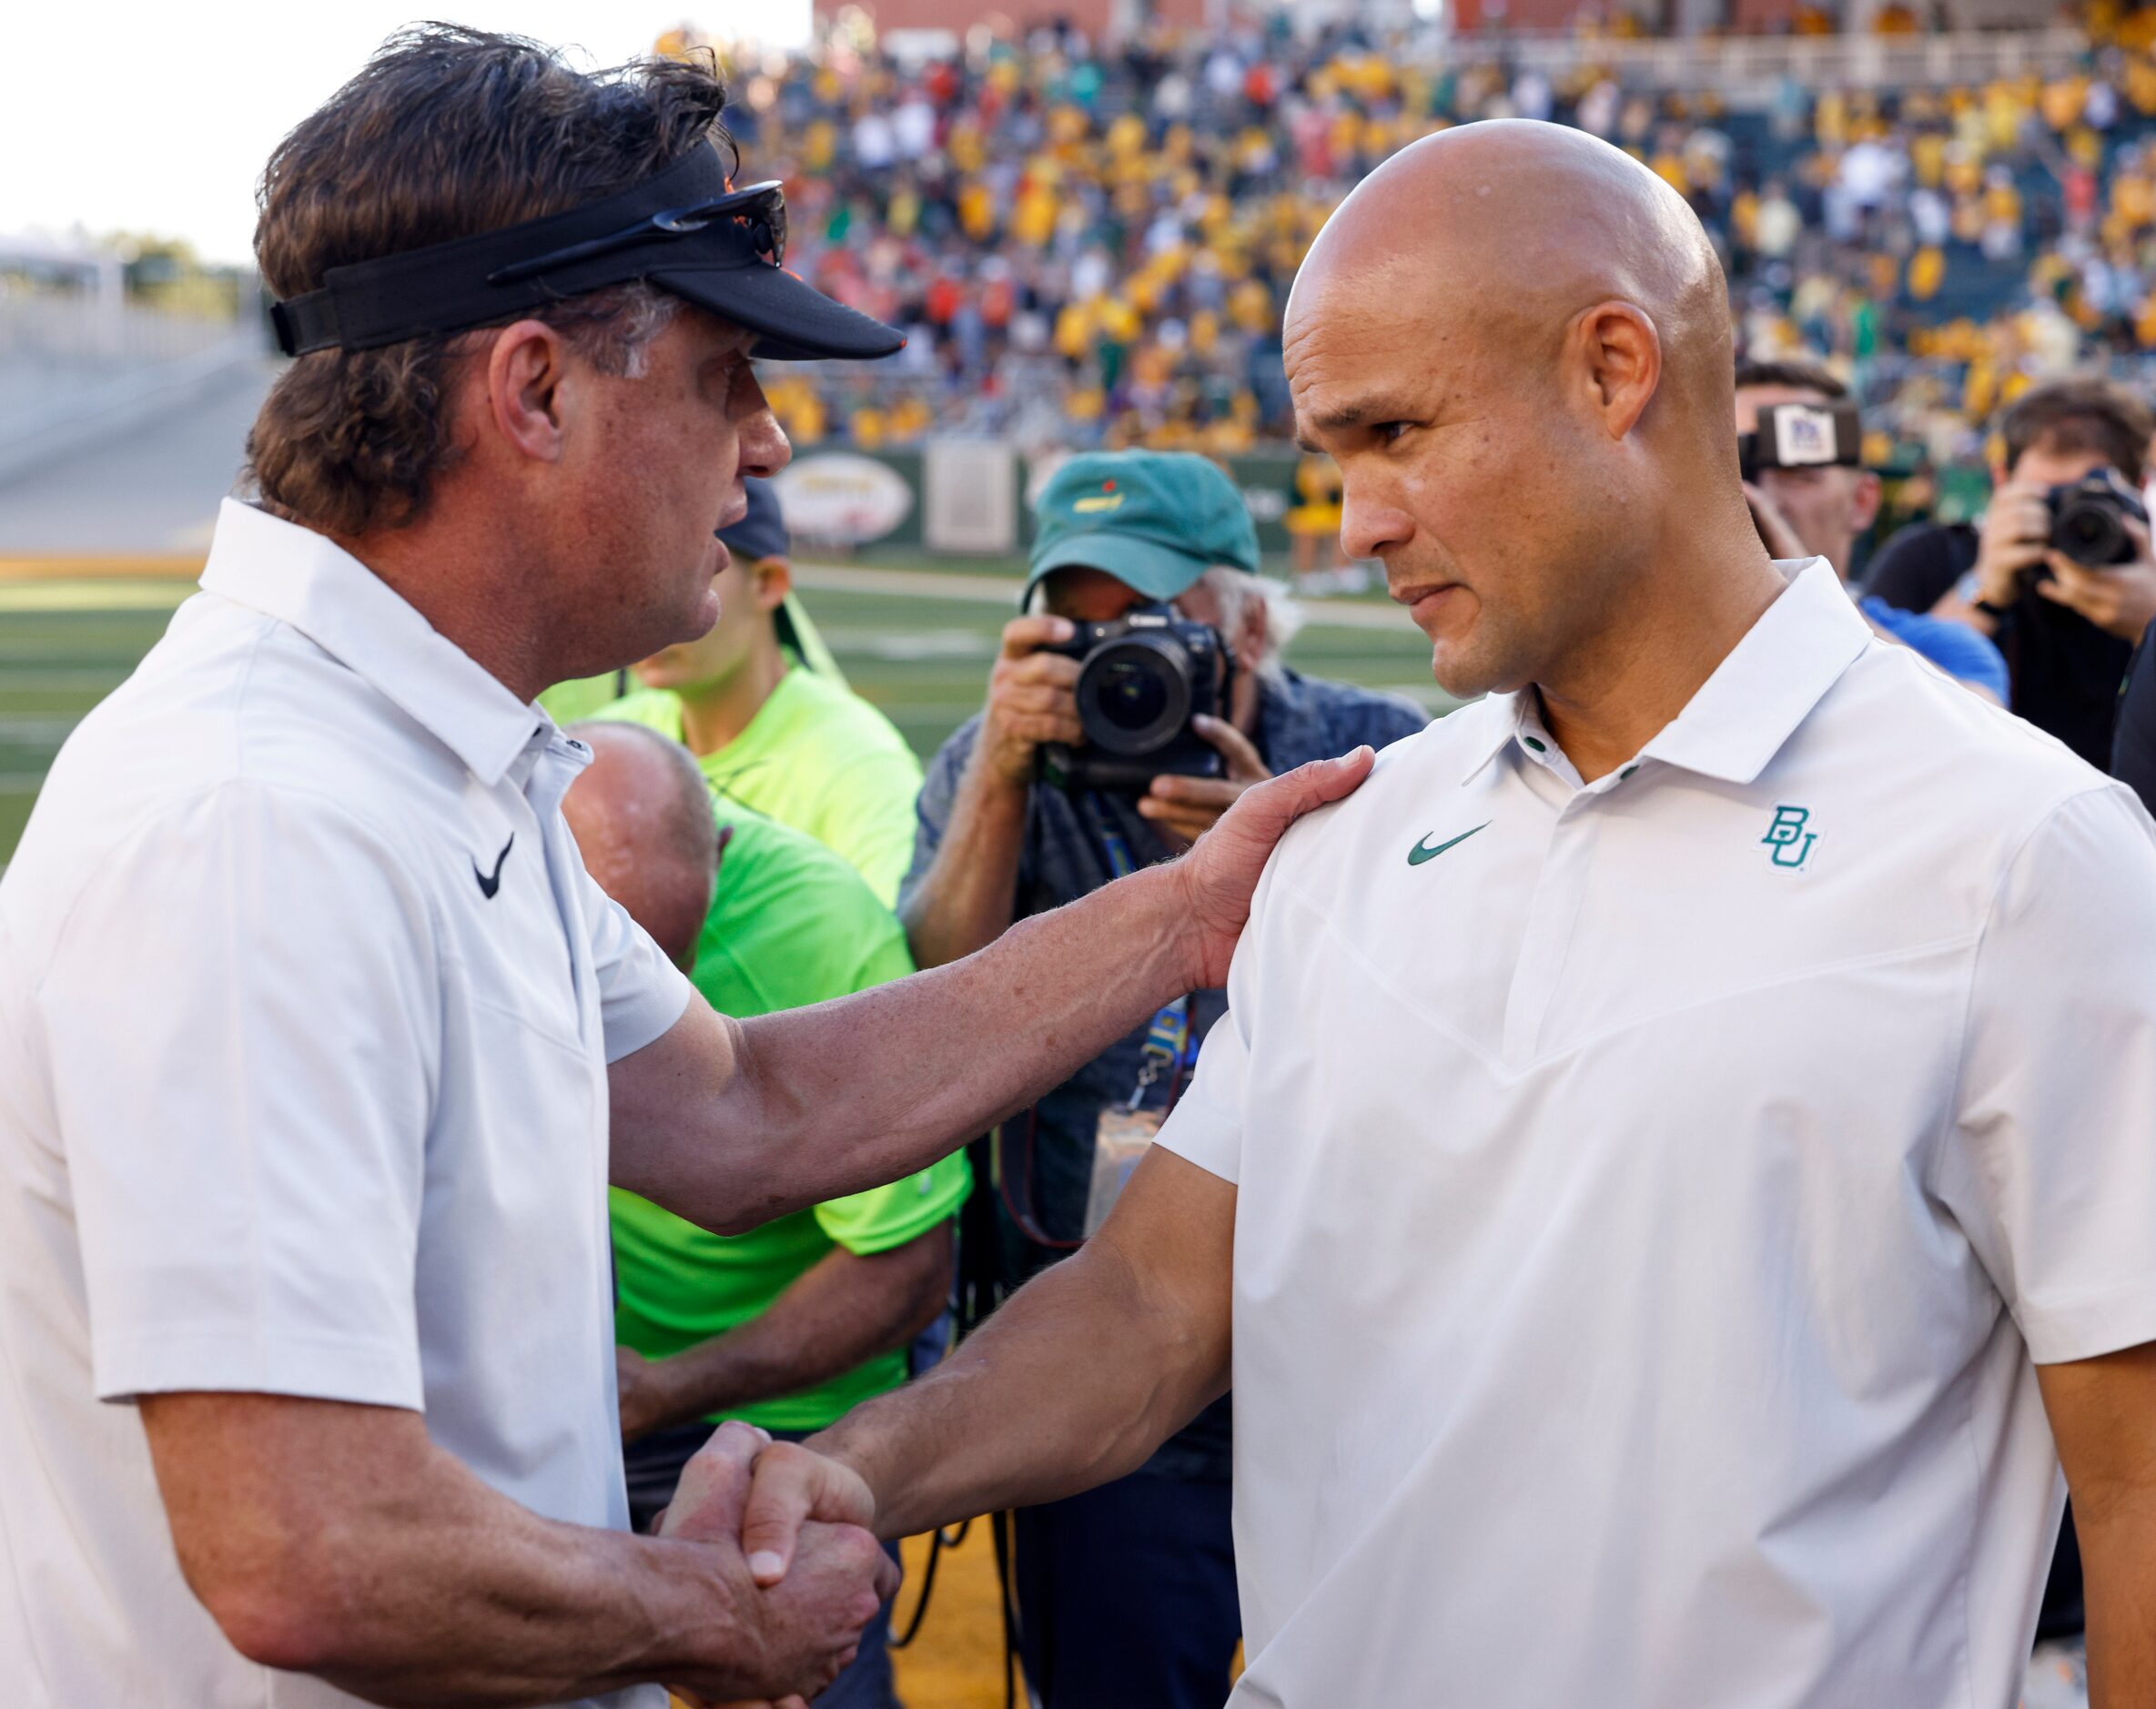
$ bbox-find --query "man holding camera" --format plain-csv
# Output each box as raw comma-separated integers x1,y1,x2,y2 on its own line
1736,359,2007,701
1865,378,2156,765
899,448,1424,1709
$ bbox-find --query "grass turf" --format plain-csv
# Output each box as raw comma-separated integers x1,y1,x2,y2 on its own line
0,575,1446,866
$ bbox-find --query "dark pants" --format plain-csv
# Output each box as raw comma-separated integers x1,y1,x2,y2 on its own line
1014,1471,1240,1709
626,1421,901,1709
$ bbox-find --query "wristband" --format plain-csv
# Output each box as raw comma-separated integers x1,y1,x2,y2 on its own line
1956,569,2009,620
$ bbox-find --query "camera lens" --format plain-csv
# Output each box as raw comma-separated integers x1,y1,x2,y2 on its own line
2056,497,2127,566
1095,659,1169,733
1075,634,1193,755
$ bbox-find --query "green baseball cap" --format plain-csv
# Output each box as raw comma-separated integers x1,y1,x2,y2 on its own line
1027,450,1260,606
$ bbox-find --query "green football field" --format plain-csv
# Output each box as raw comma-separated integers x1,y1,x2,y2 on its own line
0,571,1448,866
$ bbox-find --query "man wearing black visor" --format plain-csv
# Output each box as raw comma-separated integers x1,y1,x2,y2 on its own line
0,27,1371,1709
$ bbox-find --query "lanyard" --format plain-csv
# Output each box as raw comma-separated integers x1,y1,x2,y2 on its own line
1082,794,1198,1108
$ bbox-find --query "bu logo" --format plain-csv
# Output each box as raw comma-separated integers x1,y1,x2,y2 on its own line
1762,805,1818,870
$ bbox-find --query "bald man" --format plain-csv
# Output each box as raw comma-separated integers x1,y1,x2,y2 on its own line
563,722,959,1709
560,723,722,971
732,123,2156,1708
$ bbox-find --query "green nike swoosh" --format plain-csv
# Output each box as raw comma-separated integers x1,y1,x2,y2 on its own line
1408,822,1491,865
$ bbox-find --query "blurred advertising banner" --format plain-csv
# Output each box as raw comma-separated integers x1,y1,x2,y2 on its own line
776,441,1306,560
771,450,920,549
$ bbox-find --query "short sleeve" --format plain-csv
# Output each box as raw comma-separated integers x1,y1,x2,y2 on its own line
36,784,438,1407
1157,1009,1250,1185
1933,784,2156,1364
1156,855,1280,1187
813,1148,972,1256
808,903,968,1251
582,865,694,1064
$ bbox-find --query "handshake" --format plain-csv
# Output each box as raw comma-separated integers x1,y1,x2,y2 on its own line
656,1420,891,1708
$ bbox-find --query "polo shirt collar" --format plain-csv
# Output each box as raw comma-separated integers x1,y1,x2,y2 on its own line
1460,558,1868,788
1635,558,1869,784
1458,694,1527,784
199,500,546,787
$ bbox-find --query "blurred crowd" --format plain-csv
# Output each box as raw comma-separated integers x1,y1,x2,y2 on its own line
709,2,2156,489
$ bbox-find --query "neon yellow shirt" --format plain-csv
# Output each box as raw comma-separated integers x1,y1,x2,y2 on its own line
609,801,968,1432
597,668,922,906
537,672,634,726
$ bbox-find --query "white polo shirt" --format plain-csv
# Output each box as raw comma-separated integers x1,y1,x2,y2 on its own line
1162,559,2156,1708
0,501,691,1707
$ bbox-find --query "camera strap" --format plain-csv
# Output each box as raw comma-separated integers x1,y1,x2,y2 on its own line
1082,794,1196,1109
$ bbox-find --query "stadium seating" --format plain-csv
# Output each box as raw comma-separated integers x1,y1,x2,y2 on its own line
700,5,2156,489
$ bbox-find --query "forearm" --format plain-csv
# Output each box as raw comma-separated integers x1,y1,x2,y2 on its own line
646,1233,952,1431
312,1495,743,1704
900,758,1028,968
2039,1344,2156,1708
706,862,1197,1229
613,745,1368,1237
144,1394,768,1706
2076,1492,2156,1707
810,1236,1225,1539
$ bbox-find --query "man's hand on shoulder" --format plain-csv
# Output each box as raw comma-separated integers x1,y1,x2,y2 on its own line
1170,743,1374,988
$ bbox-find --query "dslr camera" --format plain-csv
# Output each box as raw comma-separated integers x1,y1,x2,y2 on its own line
2045,470,2150,568
1038,602,1232,794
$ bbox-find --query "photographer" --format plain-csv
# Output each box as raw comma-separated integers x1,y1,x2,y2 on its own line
1864,379,2156,765
899,449,1426,1709
1735,360,2007,701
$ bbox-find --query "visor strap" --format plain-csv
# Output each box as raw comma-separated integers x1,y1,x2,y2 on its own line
271,291,342,359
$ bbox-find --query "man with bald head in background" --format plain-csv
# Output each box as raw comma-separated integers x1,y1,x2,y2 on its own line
562,722,961,1709
731,121,2156,1707
559,723,721,971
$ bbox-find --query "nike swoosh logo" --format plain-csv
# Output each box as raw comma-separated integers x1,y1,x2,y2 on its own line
1408,823,1490,865
474,834,514,899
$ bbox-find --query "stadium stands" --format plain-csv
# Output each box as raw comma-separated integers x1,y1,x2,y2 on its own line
716,5,2156,502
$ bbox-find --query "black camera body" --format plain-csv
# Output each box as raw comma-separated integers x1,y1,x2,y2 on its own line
1038,602,1232,794
2046,470,2149,568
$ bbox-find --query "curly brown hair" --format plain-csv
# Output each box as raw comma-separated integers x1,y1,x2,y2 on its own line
245,25,733,536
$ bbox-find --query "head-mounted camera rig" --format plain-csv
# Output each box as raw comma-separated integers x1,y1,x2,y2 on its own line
1738,400,1864,481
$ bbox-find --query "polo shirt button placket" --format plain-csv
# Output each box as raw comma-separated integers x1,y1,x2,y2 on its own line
527,742,599,1038
1502,740,1603,1068
1520,727,1592,794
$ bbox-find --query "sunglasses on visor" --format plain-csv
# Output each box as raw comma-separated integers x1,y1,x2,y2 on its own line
488,180,789,286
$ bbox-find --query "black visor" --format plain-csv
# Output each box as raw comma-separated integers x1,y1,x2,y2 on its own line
269,142,903,363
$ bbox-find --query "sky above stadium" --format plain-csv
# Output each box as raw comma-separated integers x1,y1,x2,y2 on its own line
2,1,812,268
